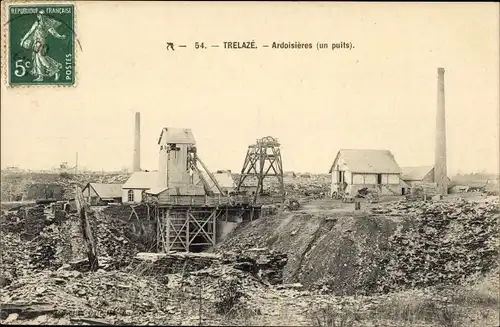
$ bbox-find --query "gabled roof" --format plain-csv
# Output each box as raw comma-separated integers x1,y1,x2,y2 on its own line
328,149,401,174
401,166,434,181
157,128,196,145
84,183,123,199
122,171,158,189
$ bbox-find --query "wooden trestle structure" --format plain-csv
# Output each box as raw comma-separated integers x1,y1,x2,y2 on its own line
236,136,285,202
145,134,284,253
152,197,272,252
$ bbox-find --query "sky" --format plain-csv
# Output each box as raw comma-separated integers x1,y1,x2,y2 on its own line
1,2,499,175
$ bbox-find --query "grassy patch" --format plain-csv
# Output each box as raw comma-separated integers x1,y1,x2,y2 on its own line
308,304,362,327
380,299,461,327
452,276,499,308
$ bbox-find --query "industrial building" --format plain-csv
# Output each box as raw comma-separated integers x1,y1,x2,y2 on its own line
401,166,436,186
157,127,199,190
150,129,280,252
401,165,452,187
328,149,403,197
121,171,158,203
82,183,122,205
121,122,284,252
328,67,451,198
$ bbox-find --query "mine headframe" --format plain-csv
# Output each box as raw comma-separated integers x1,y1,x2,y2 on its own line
186,145,228,197
236,136,285,202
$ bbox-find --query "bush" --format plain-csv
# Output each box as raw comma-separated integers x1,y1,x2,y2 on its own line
309,304,361,327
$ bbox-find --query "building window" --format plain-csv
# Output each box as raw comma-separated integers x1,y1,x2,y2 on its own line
128,190,134,202
338,171,345,183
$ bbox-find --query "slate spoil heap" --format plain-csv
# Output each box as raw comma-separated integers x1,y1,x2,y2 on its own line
233,173,330,197
19,207,50,241
133,248,288,286
85,208,150,270
223,248,288,285
1,171,131,202
373,198,499,293
0,269,172,322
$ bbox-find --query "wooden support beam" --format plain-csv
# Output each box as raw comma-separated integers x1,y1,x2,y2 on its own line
188,211,215,244
75,186,99,271
186,209,190,251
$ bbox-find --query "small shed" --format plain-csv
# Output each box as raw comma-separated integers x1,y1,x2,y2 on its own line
122,171,158,203
401,166,435,186
328,149,402,196
82,183,122,205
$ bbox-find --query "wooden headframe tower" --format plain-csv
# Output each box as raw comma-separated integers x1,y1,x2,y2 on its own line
236,136,285,202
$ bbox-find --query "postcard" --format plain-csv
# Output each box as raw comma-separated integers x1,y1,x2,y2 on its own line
1,2,499,326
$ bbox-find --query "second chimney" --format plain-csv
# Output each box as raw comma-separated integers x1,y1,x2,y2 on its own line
434,68,448,194
133,112,141,172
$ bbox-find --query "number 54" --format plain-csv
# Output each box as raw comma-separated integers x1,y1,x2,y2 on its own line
14,59,31,77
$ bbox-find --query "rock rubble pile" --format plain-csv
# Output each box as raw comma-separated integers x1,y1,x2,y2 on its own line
0,269,172,321
223,248,288,285
1,171,130,201
133,248,288,286
374,198,499,293
232,173,330,197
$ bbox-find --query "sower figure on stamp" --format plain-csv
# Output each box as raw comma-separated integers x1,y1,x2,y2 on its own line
20,10,66,82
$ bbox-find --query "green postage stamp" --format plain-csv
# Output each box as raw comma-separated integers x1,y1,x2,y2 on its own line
7,3,75,86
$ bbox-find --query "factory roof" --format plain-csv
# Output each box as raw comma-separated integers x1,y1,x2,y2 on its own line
158,127,196,145
328,149,401,174
401,166,434,181
122,171,158,189
83,183,123,199
198,171,236,192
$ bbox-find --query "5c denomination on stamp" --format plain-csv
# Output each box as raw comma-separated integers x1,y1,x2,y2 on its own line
8,4,75,86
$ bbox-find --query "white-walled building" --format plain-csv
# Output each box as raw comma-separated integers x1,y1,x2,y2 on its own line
121,171,158,203
328,149,403,197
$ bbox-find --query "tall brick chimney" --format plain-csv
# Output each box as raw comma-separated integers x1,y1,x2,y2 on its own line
132,112,141,172
434,68,448,194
